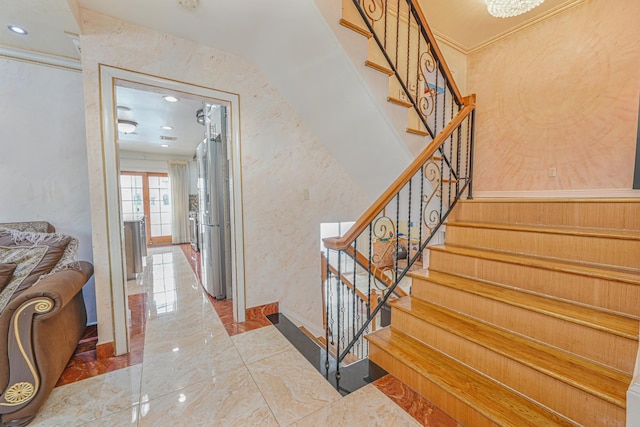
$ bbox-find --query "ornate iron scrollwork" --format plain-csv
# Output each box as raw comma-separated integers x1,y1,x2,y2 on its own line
360,0,385,22
422,157,442,232
417,48,437,118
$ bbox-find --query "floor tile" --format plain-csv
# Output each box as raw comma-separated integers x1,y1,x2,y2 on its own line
140,332,245,400
291,383,420,426
138,368,278,427
79,405,139,426
247,348,341,425
374,374,463,426
231,324,295,364
31,365,142,426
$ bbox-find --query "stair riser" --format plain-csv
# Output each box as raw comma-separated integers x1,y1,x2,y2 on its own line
341,0,370,36
391,311,625,425
450,200,640,230
428,249,640,316
368,343,499,427
411,280,636,372
446,225,640,270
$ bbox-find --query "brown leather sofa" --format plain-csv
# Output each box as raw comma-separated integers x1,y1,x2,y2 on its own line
0,222,93,426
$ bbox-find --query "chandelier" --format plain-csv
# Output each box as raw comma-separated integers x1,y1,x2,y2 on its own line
484,0,545,18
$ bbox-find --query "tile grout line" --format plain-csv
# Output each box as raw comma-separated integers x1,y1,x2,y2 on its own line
229,328,282,426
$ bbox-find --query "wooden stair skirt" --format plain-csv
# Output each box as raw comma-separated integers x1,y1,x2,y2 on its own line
366,199,640,426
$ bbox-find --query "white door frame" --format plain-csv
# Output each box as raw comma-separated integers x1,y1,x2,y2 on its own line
98,65,246,354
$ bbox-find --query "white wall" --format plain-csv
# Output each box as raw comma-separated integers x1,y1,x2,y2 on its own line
79,9,371,343
0,57,96,324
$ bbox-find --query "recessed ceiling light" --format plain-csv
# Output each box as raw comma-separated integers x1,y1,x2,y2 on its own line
161,125,173,130
160,144,169,148
8,25,28,35
163,96,179,103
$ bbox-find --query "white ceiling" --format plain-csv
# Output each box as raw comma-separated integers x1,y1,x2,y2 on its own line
115,81,223,157
0,0,80,59
1,0,584,156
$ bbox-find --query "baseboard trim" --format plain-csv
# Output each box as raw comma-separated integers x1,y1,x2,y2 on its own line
278,306,324,339
473,189,640,199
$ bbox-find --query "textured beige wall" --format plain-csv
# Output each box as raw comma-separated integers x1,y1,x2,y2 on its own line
468,0,640,192
79,9,370,344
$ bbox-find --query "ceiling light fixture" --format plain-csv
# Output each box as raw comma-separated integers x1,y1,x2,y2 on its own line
161,125,173,130
117,119,138,134
160,144,169,148
484,0,545,18
163,96,179,102
7,25,28,35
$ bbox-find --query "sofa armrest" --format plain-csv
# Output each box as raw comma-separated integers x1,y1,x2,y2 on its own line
4,261,92,319
0,262,92,417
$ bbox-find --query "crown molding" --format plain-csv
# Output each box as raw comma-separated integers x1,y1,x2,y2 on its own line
433,31,470,55
432,0,587,56
469,0,587,54
0,44,81,72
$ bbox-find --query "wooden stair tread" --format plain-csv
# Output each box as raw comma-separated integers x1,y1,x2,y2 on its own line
387,96,412,108
338,18,372,38
429,244,640,286
447,221,640,241
316,336,360,365
406,127,429,136
299,326,323,346
415,271,639,339
364,60,394,75
366,328,578,427
390,297,631,407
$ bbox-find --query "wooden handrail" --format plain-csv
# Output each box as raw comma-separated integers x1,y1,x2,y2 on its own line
409,0,463,104
323,95,476,251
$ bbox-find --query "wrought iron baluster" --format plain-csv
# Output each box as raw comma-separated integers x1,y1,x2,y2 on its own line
419,160,425,249
468,108,476,199
464,116,470,186
406,5,411,88
384,0,388,50
324,251,330,371
352,240,357,353
407,176,413,270
415,34,421,118
434,60,439,134
456,116,462,196
336,250,342,375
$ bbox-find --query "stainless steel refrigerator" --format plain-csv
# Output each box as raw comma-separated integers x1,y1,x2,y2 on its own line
196,104,232,299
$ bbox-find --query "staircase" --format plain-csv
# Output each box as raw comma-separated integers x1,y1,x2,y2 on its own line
321,2,640,425
366,199,640,426
335,0,462,149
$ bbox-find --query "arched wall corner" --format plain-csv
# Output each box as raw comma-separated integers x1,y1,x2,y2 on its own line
95,65,246,355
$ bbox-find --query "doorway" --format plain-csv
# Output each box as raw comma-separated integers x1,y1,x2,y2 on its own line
98,66,246,355
120,171,172,246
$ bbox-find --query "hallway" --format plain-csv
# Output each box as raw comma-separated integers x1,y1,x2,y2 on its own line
29,246,420,426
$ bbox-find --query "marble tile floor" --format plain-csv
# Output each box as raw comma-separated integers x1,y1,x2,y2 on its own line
179,243,277,336
30,246,436,426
